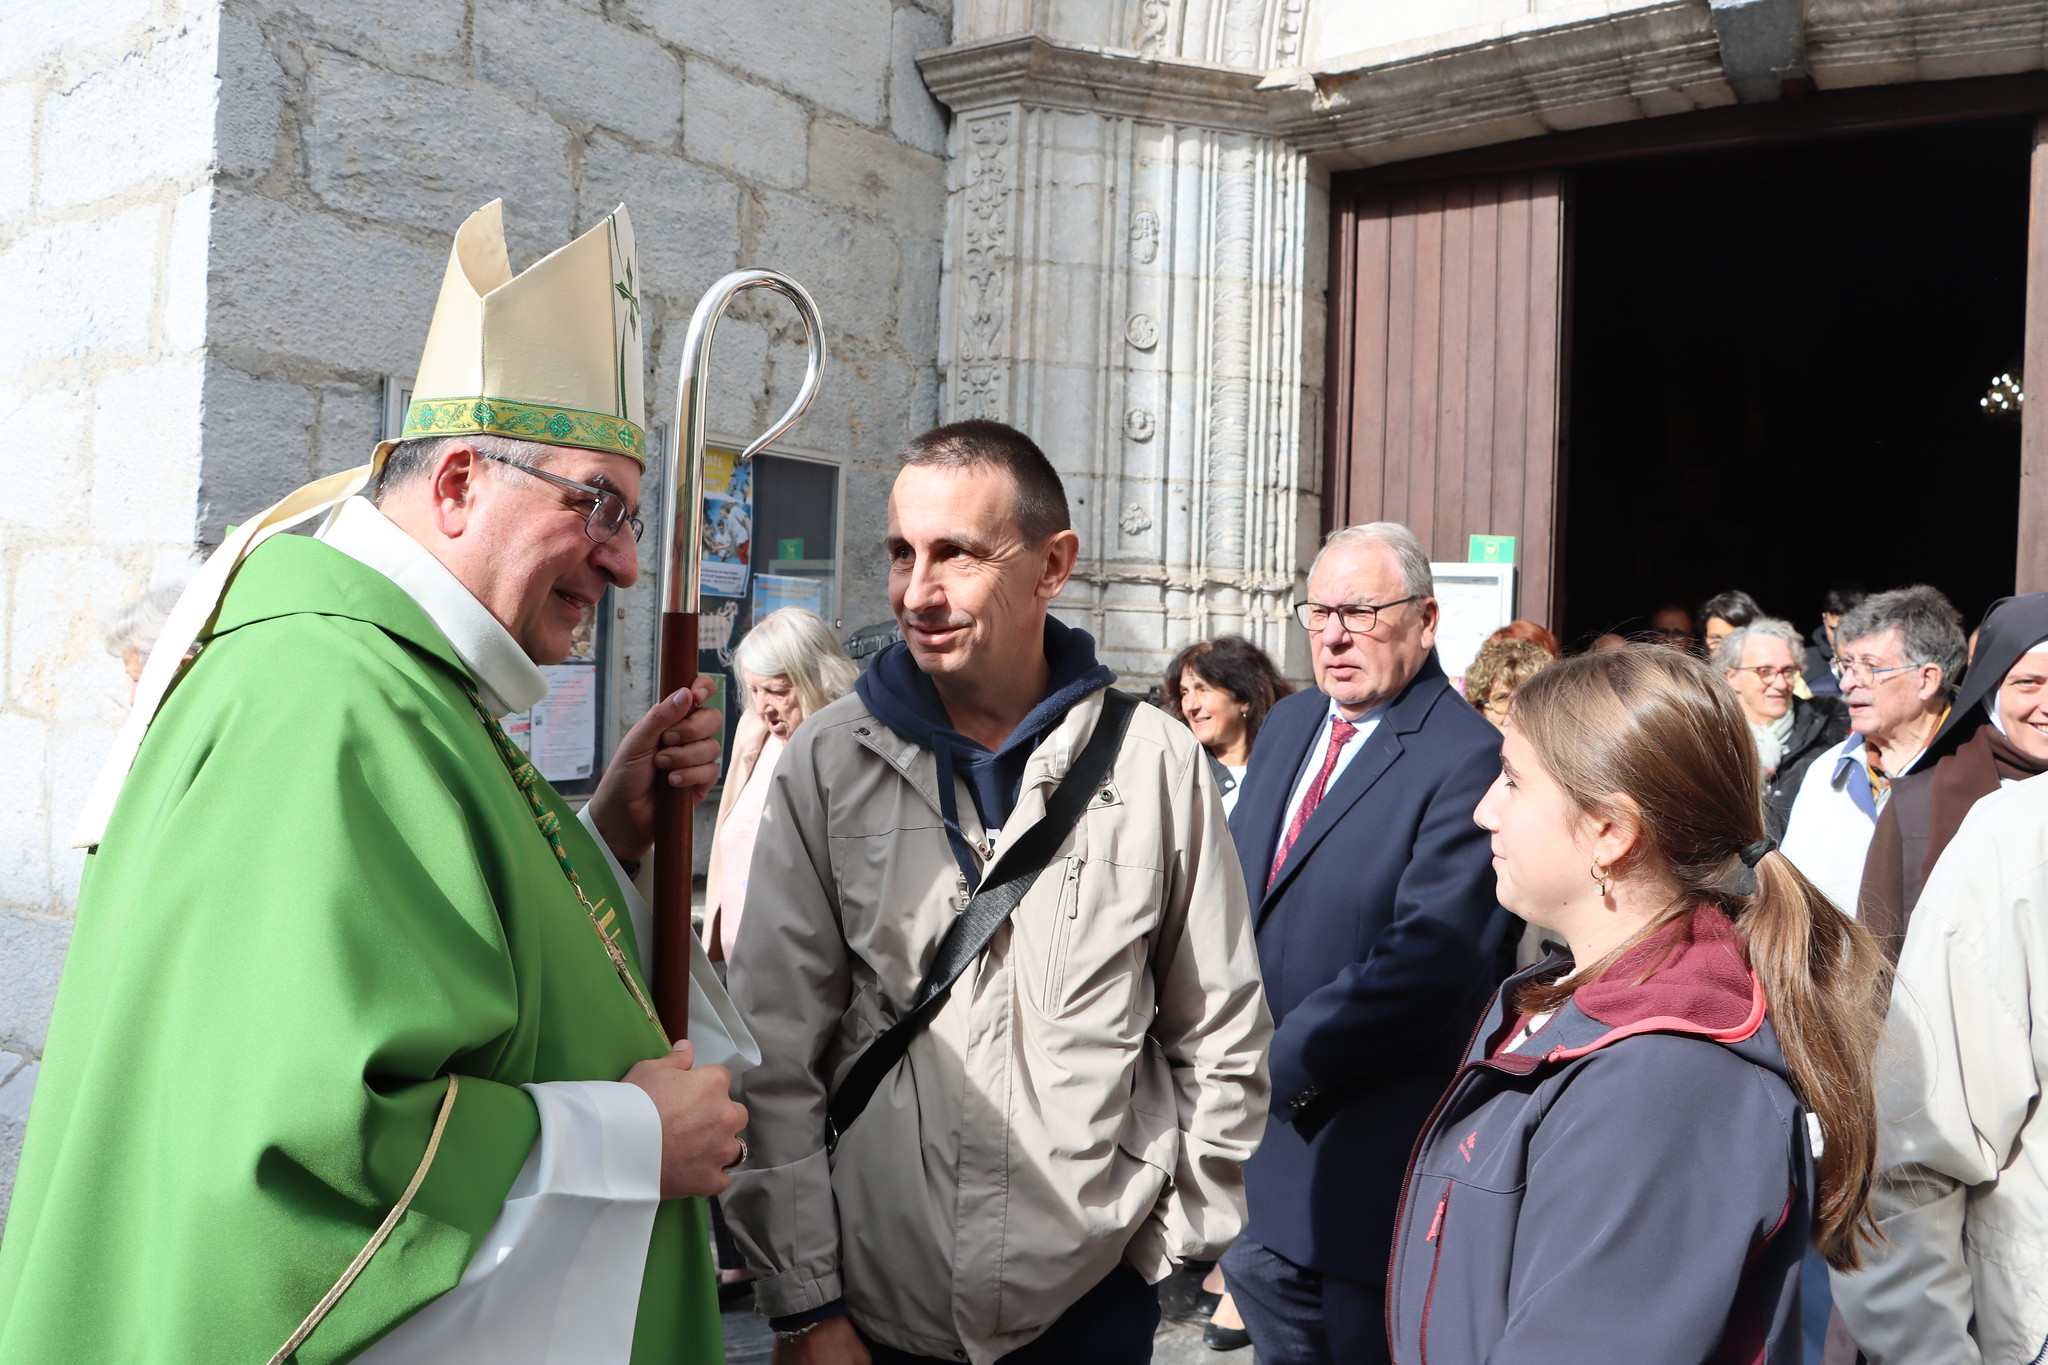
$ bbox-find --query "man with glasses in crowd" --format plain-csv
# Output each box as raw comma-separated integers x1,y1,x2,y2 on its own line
1221,522,1510,1365
1714,617,1849,842
1781,584,1965,917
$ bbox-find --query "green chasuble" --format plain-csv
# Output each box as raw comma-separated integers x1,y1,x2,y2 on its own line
0,534,719,1363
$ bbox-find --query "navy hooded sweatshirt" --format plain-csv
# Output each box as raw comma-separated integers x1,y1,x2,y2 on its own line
855,615,1117,884
1386,905,1816,1365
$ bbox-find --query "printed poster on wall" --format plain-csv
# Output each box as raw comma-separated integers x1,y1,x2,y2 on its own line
1429,563,1517,689
504,665,599,783
502,613,602,783
752,573,826,619
699,444,752,598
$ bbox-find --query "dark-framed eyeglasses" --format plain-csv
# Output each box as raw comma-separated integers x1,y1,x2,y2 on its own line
1828,657,1917,686
1293,596,1419,635
1732,665,1803,684
481,450,644,545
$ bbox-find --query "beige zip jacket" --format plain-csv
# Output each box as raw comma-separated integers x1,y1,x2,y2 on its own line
1830,773,2048,1365
723,687,1272,1364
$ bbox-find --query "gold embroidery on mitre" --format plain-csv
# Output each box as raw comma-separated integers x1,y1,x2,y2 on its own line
402,396,645,462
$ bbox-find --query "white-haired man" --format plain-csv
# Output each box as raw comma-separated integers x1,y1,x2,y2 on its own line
1781,585,1964,915
1222,522,1511,1365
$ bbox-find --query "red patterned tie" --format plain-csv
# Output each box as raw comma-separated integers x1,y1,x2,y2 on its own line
1268,718,1358,891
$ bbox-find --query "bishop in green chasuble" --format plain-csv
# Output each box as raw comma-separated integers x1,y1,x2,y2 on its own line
0,201,747,1363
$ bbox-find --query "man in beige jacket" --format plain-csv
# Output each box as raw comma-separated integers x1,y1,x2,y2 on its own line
1830,771,2048,1364
724,420,1272,1365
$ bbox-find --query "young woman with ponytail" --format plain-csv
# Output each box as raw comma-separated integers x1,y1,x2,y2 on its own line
1385,646,1887,1364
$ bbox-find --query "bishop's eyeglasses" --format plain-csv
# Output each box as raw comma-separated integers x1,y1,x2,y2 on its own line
1293,596,1420,635
482,450,645,545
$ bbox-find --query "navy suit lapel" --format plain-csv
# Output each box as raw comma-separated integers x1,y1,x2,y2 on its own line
1257,726,1403,920
1255,658,1455,919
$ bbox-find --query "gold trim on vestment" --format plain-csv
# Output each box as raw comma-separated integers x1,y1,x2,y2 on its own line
266,1074,461,1365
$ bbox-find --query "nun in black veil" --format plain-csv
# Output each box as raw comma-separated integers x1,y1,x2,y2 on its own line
1857,590,2048,957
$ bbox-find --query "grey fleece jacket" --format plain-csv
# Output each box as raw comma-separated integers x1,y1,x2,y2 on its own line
1387,905,1817,1365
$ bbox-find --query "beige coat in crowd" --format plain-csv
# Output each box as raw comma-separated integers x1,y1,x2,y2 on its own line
722,688,1273,1364
1831,772,2048,1365
703,704,769,959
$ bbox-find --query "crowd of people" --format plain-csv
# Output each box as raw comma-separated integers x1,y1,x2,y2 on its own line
1151,571,2047,1365
6,199,2045,1365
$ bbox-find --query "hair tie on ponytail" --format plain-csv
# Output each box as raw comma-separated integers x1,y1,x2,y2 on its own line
1739,838,1777,869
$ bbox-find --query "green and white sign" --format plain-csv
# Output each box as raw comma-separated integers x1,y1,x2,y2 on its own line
1467,534,1516,565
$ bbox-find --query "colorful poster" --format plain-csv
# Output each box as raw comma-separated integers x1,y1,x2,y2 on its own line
700,492,752,598
703,446,735,497
752,573,826,619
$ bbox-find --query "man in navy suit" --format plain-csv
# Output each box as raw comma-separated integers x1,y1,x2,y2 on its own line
1220,522,1509,1365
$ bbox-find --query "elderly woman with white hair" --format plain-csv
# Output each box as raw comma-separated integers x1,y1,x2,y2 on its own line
1714,616,1848,841
704,606,858,964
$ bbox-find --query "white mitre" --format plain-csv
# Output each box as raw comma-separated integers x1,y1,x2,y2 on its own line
394,199,646,465
74,201,646,848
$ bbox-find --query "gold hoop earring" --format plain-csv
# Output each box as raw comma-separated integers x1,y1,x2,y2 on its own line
1590,861,1612,896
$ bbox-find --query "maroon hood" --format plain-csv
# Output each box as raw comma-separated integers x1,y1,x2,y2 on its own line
1537,904,1772,1066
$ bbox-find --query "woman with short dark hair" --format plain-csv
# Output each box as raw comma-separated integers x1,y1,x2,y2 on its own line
1162,635,1292,816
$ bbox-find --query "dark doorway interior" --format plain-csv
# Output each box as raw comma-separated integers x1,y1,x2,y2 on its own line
1561,117,2031,648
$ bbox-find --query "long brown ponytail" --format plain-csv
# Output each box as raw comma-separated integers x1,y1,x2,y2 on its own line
1508,646,1888,1269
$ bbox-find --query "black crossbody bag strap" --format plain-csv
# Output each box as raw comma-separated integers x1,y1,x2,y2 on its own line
825,689,1139,1154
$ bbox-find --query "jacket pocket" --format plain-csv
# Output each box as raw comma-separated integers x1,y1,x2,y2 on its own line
1111,1098,1180,1228
1124,1039,1184,1185
1393,1169,1523,1364
1041,855,1082,1013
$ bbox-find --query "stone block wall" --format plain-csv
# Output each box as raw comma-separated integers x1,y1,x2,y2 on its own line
1,0,950,1219
205,0,952,710
0,0,222,1218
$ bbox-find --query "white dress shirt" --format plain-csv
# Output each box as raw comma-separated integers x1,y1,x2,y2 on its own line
1780,729,1930,920
318,496,756,1363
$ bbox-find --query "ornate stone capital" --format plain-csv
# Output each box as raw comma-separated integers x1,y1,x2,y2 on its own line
922,30,1317,679
918,35,1274,130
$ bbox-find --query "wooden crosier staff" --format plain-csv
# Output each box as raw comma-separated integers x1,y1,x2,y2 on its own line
654,270,825,1041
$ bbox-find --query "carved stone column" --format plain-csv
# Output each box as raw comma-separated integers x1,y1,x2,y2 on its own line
921,25,1321,682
